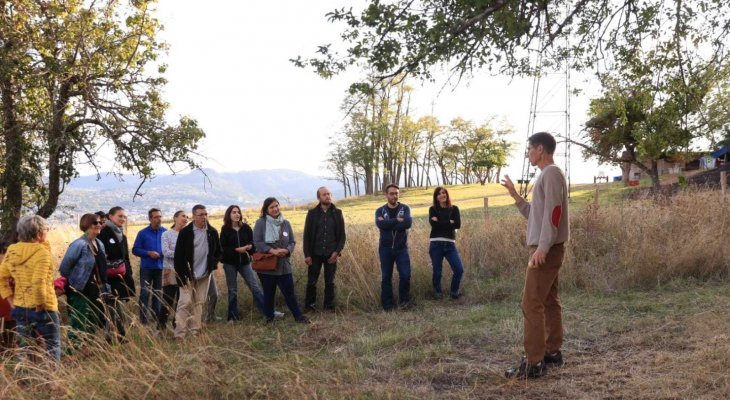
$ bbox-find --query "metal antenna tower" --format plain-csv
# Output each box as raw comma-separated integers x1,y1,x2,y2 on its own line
518,27,572,199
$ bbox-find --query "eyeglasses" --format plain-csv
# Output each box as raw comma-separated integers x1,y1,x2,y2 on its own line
92,221,103,226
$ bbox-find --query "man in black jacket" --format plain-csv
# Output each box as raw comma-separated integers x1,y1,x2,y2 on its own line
303,187,346,311
173,204,222,339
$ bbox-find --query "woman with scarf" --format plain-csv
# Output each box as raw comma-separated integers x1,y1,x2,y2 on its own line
252,198,309,323
98,206,135,340
59,213,110,349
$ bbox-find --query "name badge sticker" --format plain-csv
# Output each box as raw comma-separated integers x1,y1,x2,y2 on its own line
283,231,289,237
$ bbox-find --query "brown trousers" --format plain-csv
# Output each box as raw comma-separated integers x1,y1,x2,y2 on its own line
522,243,565,364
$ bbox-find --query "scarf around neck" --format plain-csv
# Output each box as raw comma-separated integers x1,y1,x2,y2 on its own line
105,220,124,242
265,214,284,243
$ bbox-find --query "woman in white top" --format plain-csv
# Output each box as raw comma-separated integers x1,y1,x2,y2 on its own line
160,210,188,331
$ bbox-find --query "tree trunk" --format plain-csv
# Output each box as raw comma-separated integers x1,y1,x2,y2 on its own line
0,61,23,241
649,160,661,190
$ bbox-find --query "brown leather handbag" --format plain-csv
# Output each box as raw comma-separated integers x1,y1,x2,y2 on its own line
252,252,278,271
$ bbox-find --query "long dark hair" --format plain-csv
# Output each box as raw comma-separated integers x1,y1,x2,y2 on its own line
433,186,451,208
260,197,279,218
224,205,243,229
170,210,184,229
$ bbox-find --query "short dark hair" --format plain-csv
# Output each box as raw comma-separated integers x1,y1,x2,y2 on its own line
192,204,206,214
223,205,242,229
95,211,107,220
433,186,451,208
148,208,161,219
528,132,557,155
384,184,399,193
260,197,279,218
108,206,125,217
79,213,99,232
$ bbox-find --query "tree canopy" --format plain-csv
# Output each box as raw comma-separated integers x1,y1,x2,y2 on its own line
295,0,730,92
0,0,205,239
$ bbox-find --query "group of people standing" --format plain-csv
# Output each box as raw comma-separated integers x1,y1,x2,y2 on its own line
0,132,569,380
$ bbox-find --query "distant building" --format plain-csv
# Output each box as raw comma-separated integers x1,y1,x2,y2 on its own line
628,150,725,180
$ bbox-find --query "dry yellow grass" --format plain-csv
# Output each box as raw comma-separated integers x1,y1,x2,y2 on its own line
2,184,730,398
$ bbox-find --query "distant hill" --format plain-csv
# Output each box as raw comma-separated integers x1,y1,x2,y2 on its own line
56,169,341,222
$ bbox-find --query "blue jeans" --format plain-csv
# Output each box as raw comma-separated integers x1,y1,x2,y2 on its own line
139,268,162,325
12,307,61,362
257,273,304,320
379,247,411,310
429,241,464,296
224,263,265,320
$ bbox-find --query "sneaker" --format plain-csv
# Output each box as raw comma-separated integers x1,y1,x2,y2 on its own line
398,301,412,310
450,292,462,300
544,351,565,368
505,357,546,379
295,316,311,324
273,311,286,319
434,292,443,300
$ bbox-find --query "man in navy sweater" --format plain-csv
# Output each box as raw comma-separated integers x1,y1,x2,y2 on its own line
133,208,167,327
375,184,412,311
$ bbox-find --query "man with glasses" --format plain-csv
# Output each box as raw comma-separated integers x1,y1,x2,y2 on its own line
173,204,222,339
375,184,413,311
132,208,167,330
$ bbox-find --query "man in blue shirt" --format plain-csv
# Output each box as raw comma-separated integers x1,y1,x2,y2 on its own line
133,208,167,328
375,184,412,311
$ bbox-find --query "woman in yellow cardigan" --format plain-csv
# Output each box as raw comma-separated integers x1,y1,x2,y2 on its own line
0,215,60,362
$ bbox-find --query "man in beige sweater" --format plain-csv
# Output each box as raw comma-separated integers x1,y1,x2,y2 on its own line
501,132,570,379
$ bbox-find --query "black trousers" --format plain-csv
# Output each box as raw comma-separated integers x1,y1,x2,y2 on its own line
305,255,337,308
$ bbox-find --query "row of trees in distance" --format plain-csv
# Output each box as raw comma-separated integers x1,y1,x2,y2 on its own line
325,77,513,196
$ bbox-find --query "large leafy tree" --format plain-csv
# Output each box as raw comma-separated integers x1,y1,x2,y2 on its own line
0,0,205,239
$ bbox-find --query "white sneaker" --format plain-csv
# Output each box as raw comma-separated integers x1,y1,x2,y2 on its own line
273,311,285,319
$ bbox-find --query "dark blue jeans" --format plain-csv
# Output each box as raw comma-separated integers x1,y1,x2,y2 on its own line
257,273,304,320
12,307,61,362
139,268,162,325
224,263,265,320
429,241,465,296
379,247,411,310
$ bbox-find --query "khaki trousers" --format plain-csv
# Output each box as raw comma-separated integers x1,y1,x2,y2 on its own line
522,243,565,364
174,275,211,339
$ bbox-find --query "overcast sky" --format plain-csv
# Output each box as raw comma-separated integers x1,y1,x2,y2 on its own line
153,1,619,185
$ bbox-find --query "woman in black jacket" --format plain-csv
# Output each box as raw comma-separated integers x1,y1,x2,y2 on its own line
220,205,277,321
97,206,135,339
428,187,464,300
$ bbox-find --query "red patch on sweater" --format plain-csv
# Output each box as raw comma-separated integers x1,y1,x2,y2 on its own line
551,206,562,228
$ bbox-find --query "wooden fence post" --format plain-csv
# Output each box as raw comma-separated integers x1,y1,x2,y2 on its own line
721,171,727,197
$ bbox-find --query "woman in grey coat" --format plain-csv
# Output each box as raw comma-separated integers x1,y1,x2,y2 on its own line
253,197,309,323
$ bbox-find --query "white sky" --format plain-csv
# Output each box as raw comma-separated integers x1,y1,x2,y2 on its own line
154,1,619,185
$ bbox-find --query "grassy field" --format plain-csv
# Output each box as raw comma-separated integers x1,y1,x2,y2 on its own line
5,180,730,399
